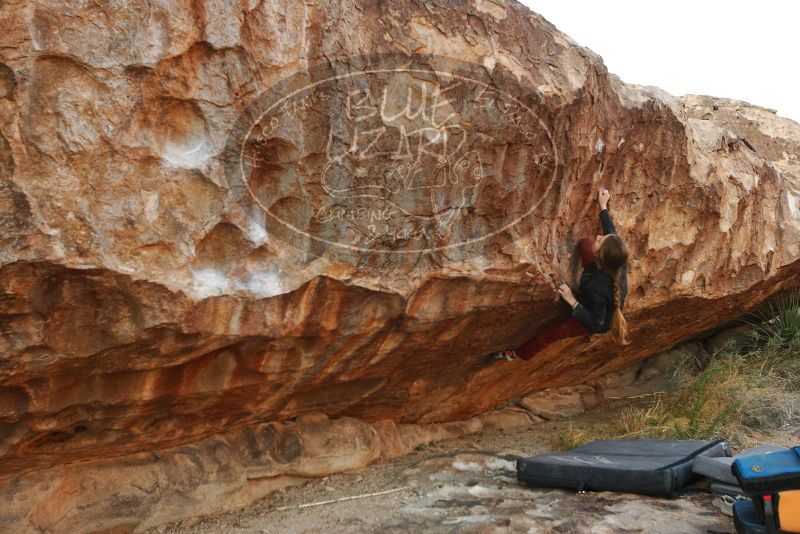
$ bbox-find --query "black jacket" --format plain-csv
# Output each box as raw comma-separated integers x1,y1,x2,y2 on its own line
571,209,628,333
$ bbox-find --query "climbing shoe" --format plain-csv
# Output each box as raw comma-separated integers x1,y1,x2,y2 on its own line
490,350,516,361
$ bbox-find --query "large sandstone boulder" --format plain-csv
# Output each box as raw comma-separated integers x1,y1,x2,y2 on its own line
0,0,798,506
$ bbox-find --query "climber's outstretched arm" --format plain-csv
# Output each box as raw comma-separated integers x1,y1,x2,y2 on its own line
598,188,616,235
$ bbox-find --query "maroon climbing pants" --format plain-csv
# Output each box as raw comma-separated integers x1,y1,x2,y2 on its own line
514,237,595,361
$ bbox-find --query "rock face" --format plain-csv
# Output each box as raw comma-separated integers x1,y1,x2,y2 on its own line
0,343,682,532
0,0,799,510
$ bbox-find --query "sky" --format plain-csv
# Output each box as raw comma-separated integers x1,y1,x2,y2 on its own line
518,0,800,123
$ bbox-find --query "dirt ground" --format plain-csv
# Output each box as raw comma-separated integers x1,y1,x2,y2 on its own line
152,401,740,534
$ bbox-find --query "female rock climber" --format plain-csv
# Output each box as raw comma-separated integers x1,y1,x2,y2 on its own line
491,188,630,361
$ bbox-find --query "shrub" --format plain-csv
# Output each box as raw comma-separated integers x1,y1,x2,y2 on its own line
612,341,799,447
746,290,800,347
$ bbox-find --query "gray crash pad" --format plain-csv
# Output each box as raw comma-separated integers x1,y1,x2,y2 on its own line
517,439,729,497
710,481,746,497
692,445,784,485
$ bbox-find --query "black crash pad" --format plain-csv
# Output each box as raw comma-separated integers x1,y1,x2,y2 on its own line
517,439,729,496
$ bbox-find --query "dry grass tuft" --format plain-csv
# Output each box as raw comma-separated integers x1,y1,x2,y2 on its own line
554,342,800,450
613,340,800,447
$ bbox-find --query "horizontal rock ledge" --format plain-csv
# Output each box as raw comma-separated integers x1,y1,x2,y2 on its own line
0,257,797,480
0,339,727,532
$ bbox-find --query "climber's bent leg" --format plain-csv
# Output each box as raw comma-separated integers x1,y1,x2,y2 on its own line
501,237,594,362
577,237,596,268
514,316,589,361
